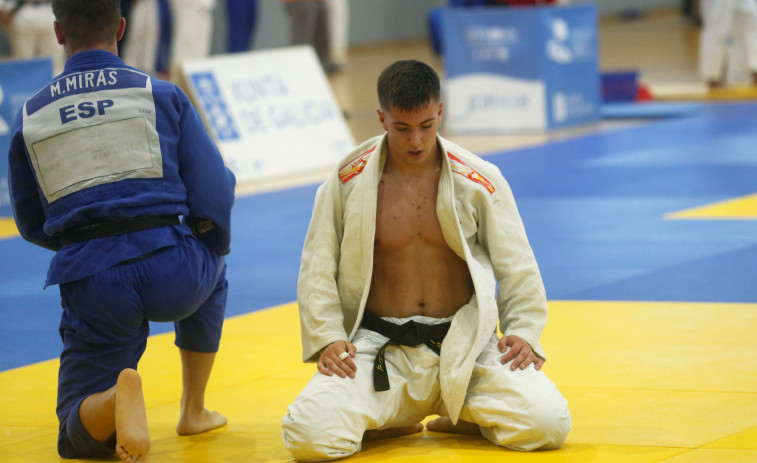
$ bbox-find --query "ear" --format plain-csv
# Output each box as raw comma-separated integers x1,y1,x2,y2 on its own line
116,17,126,42
437,101,444,123
376,108,388,132
53,21,65,45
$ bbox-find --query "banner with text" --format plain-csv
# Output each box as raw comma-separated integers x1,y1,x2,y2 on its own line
0,58,53,218
441,4,599,133
182,46,354,184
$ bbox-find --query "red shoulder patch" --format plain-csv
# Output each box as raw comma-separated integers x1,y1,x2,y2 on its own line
338,146,375,184
447,152,495,194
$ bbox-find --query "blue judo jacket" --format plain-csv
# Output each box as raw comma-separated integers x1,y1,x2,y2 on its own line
8,50,235,287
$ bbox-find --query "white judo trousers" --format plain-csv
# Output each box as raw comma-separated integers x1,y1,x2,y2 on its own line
699,0,757,83
7,3,63,74
122,0,159,75
281,315,571,462
169,0,215,71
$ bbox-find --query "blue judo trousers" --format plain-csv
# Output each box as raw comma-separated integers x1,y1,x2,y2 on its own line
7,50,236,458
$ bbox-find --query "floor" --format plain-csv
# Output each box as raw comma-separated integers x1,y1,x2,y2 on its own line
1,8,757,463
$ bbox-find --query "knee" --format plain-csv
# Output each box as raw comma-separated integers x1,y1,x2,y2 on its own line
484,394,572,451
281,410,361,462
523,394,571,450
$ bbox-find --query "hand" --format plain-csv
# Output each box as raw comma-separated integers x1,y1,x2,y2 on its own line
498,335,544,371
317,340,357,379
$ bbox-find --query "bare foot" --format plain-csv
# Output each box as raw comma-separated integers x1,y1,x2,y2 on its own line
176,408,227,435
426,416,481,436
114,369,150,462
363,423,423,441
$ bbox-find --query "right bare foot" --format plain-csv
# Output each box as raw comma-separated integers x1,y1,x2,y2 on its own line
363,423,424,441
426,416,481,436
176,408,227,436
114,369,150,462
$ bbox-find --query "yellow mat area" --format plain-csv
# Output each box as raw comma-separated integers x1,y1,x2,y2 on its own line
654,85,757,102
0,217,18,241
1,300,756,462
665,193,757,220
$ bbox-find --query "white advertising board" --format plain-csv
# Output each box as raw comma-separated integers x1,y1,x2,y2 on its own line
182,46,354,184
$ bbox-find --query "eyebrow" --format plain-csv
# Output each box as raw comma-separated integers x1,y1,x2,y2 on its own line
392,117,436,127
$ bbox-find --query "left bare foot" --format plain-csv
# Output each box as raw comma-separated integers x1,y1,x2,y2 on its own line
426,416,481,436
363,423,424,441
114,369,150,462
176,408,227,435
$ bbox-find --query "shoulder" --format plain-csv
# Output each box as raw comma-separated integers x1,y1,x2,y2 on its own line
441,136,505,195
148,74,187,102
336,134,383,184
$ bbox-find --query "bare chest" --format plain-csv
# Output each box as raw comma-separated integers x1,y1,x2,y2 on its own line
375,176,446,247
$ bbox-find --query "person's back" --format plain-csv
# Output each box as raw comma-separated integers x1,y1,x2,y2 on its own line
13,53,234,285
8,1,235,460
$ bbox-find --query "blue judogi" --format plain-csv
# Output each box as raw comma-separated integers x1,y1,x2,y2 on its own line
7,50,235,458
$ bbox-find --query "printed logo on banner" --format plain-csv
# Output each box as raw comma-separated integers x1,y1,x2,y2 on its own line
543,5,600,128
190,72,240,141
464,24,519,63
441,8,546,132
182,47,355,184
547,18,572,64
441,4,598,133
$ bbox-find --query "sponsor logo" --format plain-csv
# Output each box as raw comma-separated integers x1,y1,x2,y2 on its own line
338,146,375,183
448,152,495,194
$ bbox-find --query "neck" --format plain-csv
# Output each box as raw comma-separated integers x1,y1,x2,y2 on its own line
66,42,118,60
385,145,442,176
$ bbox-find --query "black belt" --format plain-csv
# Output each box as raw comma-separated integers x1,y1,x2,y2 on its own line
360,310,451,392
57,214,181,246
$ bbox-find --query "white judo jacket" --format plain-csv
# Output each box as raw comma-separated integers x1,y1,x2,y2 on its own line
297,133,548,423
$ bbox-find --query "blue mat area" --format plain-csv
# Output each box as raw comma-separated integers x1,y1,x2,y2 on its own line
1,102,756,371
601,101,703,119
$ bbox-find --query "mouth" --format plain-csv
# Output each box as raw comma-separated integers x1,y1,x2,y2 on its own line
409,150,423,156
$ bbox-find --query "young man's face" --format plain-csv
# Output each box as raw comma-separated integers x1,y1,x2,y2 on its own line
377,99,444,168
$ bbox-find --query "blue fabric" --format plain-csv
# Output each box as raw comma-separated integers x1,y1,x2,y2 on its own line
55,238,227,458
226,0,258,53
7,48,234,459
156,0,173,73
7,49,235,286
58,397,116,459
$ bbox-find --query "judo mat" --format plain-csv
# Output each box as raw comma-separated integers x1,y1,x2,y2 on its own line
1,102,756,462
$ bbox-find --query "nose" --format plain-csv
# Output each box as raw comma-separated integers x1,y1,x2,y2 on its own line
410,128,423,146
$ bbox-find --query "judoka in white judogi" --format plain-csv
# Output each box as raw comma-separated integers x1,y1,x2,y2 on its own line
281,131,571,461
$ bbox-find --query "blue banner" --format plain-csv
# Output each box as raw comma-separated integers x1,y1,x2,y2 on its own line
441,4,599,133
0,58,53,218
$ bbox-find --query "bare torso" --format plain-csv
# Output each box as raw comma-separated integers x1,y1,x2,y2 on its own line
365,155,474,319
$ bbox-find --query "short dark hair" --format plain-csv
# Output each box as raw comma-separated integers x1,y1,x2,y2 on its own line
377,60,441,112
52,0,121,45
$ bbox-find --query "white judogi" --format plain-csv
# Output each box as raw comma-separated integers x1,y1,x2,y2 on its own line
283,134,570,461
168,0,215,71
1,1,64,74
699,0,757,84
122,0,159,75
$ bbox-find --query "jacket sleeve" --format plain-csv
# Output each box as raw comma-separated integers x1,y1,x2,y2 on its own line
479,166,548,359
175,88,235,255
8,111,61,252
297,174,349,362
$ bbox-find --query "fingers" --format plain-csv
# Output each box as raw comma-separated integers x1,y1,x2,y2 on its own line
499,335,542,371
508,347,533,371
318,341,357,379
